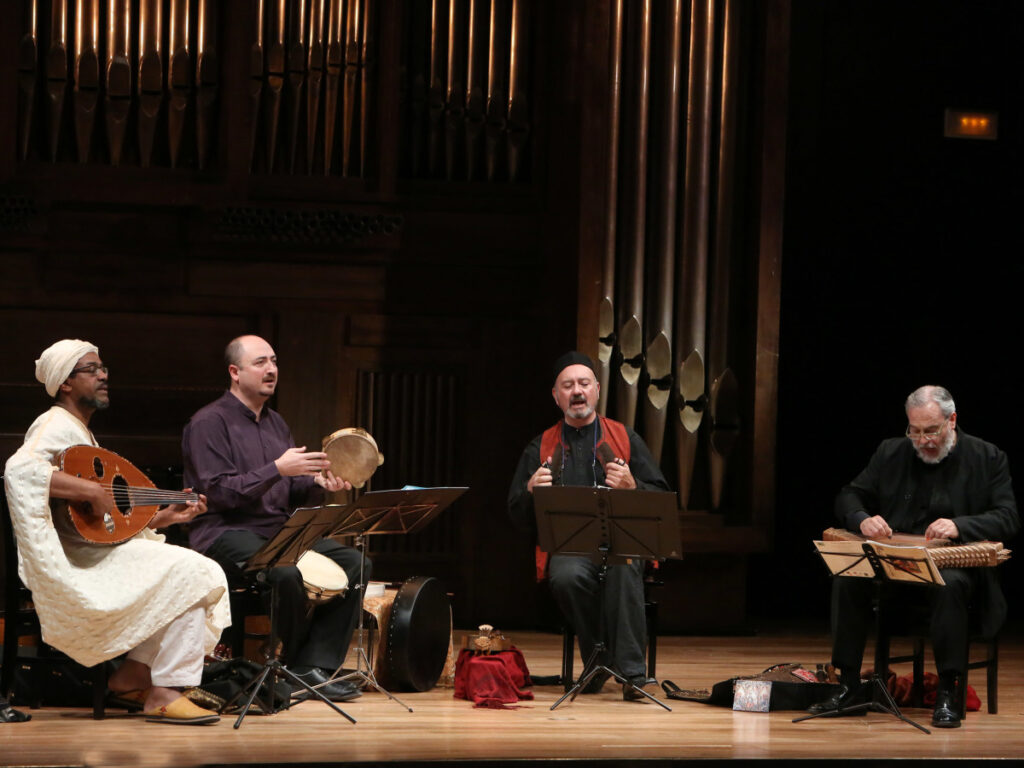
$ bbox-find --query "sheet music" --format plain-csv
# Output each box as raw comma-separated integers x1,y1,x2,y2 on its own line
868,540,946,586
813,540,877,578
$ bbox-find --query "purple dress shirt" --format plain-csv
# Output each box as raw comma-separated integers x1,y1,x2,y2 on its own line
182,391,323,554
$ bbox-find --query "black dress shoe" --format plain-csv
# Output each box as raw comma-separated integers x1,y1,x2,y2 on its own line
806,684,865,715
289,667,362,703
622,675,652,702
580,670,611,694
931,689,962,728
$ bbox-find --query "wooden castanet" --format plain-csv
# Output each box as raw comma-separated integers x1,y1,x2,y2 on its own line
55,445,198,545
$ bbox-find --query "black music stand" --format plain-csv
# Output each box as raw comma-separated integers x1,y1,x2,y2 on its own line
221,504,359,729
305,487,468,712
793,540,945,734
534,486,681,712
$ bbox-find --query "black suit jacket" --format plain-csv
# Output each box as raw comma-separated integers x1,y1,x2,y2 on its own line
835,430,1019,637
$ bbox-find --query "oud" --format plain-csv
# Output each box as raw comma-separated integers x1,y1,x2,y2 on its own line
53,445,198,545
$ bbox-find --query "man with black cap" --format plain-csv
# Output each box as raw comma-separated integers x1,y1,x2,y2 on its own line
507,351,670,700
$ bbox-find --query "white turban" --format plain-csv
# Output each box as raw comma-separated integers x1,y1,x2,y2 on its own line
35,339,99,397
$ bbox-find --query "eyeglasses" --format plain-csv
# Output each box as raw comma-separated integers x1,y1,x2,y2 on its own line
906,417,948,442
69,363,109,377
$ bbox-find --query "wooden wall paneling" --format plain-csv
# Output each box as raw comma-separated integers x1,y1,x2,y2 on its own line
274,310,347,460
749,0,789,536
0,308,254,467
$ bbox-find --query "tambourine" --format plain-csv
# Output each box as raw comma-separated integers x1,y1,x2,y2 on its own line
321,427,384,489
295,550,349,604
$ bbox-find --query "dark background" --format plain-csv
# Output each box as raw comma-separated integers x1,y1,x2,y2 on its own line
766,0,1024,629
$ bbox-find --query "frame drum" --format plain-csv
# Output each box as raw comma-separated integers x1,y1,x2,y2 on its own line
321,427,384,489
386,576,451,691
295,550,349,604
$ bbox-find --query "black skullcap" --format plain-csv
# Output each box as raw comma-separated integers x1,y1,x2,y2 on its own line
552,351,597,383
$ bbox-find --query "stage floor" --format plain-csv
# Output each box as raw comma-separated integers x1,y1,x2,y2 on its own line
3,627,1023,767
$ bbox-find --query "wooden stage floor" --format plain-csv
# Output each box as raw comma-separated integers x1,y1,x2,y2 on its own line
3,627,1024,768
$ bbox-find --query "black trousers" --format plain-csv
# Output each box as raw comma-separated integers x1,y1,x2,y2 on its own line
830,568,975,677
547,554,647,679
207,530,371,671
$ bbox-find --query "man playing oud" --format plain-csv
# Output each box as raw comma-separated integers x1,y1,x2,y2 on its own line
4,339,230,724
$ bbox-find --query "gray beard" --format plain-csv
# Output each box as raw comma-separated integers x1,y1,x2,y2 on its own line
915,428,956,464
82,395,109,411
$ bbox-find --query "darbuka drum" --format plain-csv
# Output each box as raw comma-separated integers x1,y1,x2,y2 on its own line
322,427,384,489
295,550,349,604
386,576,451,692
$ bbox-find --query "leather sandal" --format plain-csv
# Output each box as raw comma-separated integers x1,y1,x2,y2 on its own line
144,696,220,725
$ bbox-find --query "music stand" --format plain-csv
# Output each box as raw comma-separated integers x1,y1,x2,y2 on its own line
304,487,468,712
221,504,359,729
793,540,945,734
534,486,681,712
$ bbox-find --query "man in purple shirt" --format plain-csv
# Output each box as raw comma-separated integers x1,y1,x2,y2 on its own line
182,335,368,702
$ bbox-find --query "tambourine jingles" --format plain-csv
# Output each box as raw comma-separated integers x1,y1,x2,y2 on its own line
295,550,349,604
321,427,384,489
386,576,451,692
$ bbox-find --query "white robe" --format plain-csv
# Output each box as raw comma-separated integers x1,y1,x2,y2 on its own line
3,406,231,668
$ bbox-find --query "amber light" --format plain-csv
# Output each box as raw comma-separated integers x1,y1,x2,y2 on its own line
944,109,998,140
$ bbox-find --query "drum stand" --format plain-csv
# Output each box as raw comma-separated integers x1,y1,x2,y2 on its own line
550,545,670,712
323,534,413,712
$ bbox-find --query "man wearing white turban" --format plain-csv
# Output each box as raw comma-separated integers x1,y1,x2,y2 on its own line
4,340,232,725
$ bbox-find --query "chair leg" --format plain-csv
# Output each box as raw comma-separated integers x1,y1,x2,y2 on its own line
645,600,658,680
911,637,925,708
561,628,574,692
91,665,106,720
987,638,998,714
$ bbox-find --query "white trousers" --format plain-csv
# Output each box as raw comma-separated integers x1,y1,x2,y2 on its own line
126,603,206,688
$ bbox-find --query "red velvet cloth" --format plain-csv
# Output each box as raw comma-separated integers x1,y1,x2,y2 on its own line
454,647,534,708
868,668,981,711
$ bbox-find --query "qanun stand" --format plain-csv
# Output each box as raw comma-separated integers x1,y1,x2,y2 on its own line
794,545,936,734
549,543,670,712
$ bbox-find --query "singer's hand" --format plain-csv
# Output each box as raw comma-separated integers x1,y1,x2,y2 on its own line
528,457,554,492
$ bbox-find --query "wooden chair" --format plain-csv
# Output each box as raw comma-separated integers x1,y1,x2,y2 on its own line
877,606,999,717
1,476,107,718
